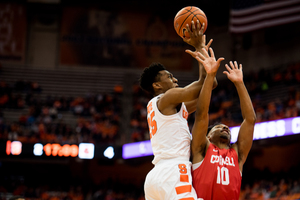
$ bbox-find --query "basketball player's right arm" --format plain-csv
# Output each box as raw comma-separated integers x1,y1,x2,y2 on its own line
184,55,218,114
183,21,217,113
224,61,256,172
158,22,212,111
191,48,224,164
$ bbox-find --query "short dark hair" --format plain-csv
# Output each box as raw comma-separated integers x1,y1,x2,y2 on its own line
139,63,166,95
207,122,222,135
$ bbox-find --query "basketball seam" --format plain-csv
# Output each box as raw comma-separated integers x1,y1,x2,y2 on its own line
175,11,190,20
177,6,194,36
195,14,207,20
174,6,193,20
190,8,207,20
178,12,192,36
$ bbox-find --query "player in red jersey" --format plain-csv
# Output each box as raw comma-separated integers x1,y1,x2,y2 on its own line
190,48,256,200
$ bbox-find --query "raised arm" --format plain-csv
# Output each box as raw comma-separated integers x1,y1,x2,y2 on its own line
183,21,217,114
184,63,218,114
158,21,211,112
191,48,224,164
224,61,256,172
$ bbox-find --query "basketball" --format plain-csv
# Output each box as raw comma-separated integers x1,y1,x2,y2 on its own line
174,6,208,39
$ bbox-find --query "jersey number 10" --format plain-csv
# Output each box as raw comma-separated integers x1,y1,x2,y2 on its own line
216,166,229,185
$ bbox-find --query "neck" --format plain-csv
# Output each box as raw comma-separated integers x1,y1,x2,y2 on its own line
154,90,164,96
212,140,230,149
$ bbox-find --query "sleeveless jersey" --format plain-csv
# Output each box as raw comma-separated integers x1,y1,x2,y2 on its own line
192,143,242,200
146,94,191,165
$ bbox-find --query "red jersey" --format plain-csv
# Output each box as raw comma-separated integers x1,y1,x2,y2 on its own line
192,143,242,200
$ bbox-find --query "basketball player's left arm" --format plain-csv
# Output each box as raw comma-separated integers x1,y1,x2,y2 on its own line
184,63,217,114
224,61,256,172
191,48,224,164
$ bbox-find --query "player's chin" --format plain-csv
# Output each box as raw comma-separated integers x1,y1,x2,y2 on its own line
220,134,230,140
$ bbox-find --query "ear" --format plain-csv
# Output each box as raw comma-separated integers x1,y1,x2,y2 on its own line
207,135,211,141
152,82,162,90
207,131,213,141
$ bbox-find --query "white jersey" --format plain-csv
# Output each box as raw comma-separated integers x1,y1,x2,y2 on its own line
147,94,192,165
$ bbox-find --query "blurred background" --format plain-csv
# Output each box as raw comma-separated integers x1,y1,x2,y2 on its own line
0,0,300,199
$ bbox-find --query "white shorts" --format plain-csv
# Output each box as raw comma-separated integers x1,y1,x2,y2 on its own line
144,157,197,200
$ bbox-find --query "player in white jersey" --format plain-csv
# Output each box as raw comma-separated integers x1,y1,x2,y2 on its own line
139,21,222,200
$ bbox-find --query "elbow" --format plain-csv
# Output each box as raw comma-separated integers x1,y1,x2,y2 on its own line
212,78,218,90
247,113,257,125
195,109,208,120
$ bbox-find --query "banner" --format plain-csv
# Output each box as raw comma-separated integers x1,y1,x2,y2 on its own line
230,0,300,33
60,7,192,70
0,3,27,64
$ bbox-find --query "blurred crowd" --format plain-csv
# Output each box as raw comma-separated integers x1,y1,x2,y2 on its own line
0,177,145,200
0,80,122,144
1,171,300,200
240,179,300,200
130,63,300,142
239,168,300,200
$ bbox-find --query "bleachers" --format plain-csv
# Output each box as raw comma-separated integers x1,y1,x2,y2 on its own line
0,64,126,126
0,64,125,97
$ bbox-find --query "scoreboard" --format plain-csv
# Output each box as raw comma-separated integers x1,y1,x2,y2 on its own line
2,141,120,160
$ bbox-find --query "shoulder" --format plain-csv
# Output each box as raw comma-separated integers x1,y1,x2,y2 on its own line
231,143,238,154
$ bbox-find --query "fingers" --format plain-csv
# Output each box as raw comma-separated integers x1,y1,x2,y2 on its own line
217,57,225,65
185,24,192,36
208,47,215,58
229,61,235,69
223,71,229,76
206,39,213,49
185,50,202,63
186,20,204,37
186,21,197,37
239,64,243,71
185,49,195,57
234,61,238,69
197,51,206,60
196,20,201,33
228,61,242,70
191,21,196,34
202,35,206,45
225,64,231,72
193,20,203,36
185,50,205,61
201,47,210,58
200,22,205,34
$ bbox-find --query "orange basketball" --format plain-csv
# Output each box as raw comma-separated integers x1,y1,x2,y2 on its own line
174,6,208,39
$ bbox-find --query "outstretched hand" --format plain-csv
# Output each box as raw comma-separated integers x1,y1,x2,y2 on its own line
223,61,243,83
183,21,212,51
193,47,224,75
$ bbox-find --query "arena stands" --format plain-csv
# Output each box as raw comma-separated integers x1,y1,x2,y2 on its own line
130,63,300,142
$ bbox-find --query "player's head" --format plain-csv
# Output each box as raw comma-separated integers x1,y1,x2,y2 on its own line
207,123,231,146
139,63,178,96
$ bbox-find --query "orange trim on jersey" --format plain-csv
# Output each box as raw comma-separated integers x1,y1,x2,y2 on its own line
179,198,195,200
175,185,192,194
180,174,189,182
